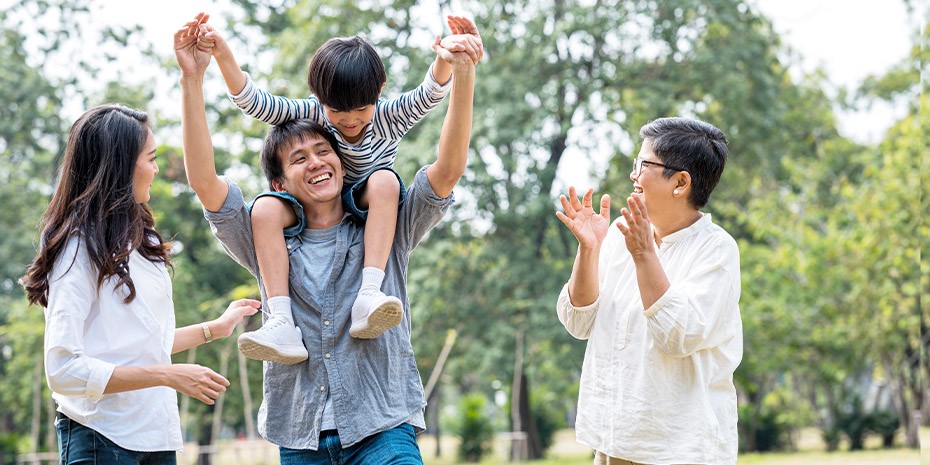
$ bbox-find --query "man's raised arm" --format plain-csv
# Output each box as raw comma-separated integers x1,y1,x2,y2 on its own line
174,13,229,212
425,47,476,198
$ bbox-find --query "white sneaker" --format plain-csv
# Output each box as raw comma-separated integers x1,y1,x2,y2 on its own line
237,316,308,364
349,291,403,339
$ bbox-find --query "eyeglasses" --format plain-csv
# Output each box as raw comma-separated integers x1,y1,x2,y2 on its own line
633,157,687,177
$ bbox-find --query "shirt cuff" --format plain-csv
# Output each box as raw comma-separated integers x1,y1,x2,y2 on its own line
202,177,245,221
560,283,599,313
85,362,116,403
414,166,456,205
425,64,453,94
228,72,255,103
643,285,675,318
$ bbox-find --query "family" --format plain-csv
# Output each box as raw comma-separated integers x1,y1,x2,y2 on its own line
22,11,742,465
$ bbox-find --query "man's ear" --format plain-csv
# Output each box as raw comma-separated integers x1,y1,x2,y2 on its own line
271,179,286,193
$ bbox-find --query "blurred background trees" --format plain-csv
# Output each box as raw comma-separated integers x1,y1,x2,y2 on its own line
0,0,923,461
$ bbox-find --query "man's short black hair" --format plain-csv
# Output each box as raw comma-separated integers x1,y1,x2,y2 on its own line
307,36,386,111
260,119,342,189
640,117,729,209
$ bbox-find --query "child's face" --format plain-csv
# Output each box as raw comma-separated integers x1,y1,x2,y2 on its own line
322,104,376,143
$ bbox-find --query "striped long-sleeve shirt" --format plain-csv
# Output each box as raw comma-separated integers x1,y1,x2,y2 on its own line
229,66,452,183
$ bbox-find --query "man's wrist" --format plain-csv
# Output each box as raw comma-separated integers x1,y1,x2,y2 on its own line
179,75,205,86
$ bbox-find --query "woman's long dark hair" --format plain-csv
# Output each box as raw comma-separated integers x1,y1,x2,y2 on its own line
22,104,171,307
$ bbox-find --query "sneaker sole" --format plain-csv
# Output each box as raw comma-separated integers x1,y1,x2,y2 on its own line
349,299,403,339
237,336,309,365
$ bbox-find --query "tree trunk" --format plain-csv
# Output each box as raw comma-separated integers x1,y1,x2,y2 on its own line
740,387,759,453
237,345,256,439
180,346,197,440
510,330,526,462
426,383,442,458
883,355,918,448
211,340,233,443
517,372,544,459
45,393,56,453
511,330,544,460
197,417,213,465
29,360,41,452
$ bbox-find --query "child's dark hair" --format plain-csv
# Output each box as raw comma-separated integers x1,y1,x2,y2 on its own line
307,36,386,111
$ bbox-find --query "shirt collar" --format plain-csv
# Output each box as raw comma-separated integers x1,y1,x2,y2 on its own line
659,212,712,244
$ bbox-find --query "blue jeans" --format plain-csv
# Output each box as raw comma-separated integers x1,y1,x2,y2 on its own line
279,423,422,465
55,413,176,465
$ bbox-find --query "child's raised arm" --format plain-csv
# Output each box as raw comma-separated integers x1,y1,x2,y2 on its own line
197,23,248,96
197,21,316,126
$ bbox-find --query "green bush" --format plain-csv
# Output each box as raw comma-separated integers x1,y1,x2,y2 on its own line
821,426,842,452
738,389,810,452
867,410,899,448
0,433,26,465
454,393,495,463
835,395,869,451
529,396,562,455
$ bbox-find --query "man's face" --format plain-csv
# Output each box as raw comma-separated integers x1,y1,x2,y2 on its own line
274,134,344,207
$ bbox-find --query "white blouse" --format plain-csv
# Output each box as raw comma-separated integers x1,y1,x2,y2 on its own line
44,234,182,452
557,214,743,465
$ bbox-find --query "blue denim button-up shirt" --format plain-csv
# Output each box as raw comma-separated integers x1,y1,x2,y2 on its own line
204,167,453,449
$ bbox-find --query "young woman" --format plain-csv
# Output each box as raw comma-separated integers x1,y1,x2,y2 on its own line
21,103,260,465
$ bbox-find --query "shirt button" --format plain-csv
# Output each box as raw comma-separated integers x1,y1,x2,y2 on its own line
324,320,330,326
320,386,325,392
325,353,331,359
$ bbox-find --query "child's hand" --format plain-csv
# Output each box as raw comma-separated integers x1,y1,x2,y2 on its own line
197,23,232,59
434,15,483,65
438,34,483,64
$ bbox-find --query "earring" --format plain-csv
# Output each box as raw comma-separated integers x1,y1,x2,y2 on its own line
673,189,680,195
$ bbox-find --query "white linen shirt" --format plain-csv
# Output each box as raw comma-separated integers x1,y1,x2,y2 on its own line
44,234,182,452
557,214,742,465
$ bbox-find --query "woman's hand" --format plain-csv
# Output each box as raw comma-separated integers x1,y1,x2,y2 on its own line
616,193,655,257
210,299,261,339
556,186,611,251
165,364,230,405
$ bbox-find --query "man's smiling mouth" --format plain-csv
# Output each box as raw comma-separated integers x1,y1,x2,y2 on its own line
310,173,332,184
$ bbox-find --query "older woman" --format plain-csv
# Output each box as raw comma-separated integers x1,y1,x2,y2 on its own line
555,117,743,465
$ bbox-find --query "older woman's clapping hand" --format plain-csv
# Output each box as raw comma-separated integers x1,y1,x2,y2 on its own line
616,193,655,257
556,186,611,250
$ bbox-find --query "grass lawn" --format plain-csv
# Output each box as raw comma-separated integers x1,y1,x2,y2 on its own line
175,427,922,464
418,428,921,465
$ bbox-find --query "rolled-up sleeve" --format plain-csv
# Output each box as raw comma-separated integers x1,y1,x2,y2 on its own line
556,283,600,340
203,177,260,276
395,167,454,252
44,238,115,402
644,240,741,358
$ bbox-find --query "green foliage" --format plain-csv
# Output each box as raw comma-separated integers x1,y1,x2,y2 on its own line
868,410,900,448
0,432,27,464
0,0,922,457
454,393,495,463
738,387,811,453
529,393,562,454
834,393,870,451
827,392,901,451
